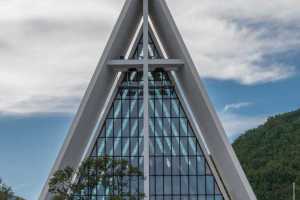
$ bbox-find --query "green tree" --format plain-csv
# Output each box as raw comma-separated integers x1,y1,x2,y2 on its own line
0,179,14,200
0,179,25,200
49,156,144,200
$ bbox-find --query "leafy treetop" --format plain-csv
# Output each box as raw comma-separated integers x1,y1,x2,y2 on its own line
49,156,144,200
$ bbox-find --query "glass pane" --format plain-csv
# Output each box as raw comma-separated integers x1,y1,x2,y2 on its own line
149,69,226,199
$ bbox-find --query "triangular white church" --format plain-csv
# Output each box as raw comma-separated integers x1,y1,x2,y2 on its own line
40,0,257,199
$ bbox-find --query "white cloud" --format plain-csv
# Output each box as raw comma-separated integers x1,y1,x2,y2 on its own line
0,0,124,115
167,0,299,84
0,0,299,114
223,102,253,112
219,101,265,140
219,112,267,140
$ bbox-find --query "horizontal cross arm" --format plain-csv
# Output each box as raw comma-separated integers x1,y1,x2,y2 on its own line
107,59,184,71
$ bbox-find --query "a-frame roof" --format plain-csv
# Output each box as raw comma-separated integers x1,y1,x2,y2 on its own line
40,0,257,200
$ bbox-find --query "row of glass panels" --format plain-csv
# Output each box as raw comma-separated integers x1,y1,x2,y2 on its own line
79,70,225,200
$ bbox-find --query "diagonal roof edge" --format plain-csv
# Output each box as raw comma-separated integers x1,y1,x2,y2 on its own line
39,0,142,199
149,0,257,199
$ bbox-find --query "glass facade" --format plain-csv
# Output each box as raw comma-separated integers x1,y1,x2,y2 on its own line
132,34,144,60
73,70,145,199
148,70,224,200
74,31,226,199
132,33,161,60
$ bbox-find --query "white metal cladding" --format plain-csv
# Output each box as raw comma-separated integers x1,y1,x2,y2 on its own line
40,0,257,200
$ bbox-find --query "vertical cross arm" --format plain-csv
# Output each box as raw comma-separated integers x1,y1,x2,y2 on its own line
142,1,150,200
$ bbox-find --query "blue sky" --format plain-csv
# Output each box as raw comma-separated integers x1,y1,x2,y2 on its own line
1,0,300,199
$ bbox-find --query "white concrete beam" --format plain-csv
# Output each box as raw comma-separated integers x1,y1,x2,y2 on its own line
107,59,184,71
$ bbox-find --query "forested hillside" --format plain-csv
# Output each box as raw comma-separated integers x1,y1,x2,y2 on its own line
233,109,300,200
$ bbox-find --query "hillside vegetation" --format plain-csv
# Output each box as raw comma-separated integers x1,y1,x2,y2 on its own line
233,109,300,200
